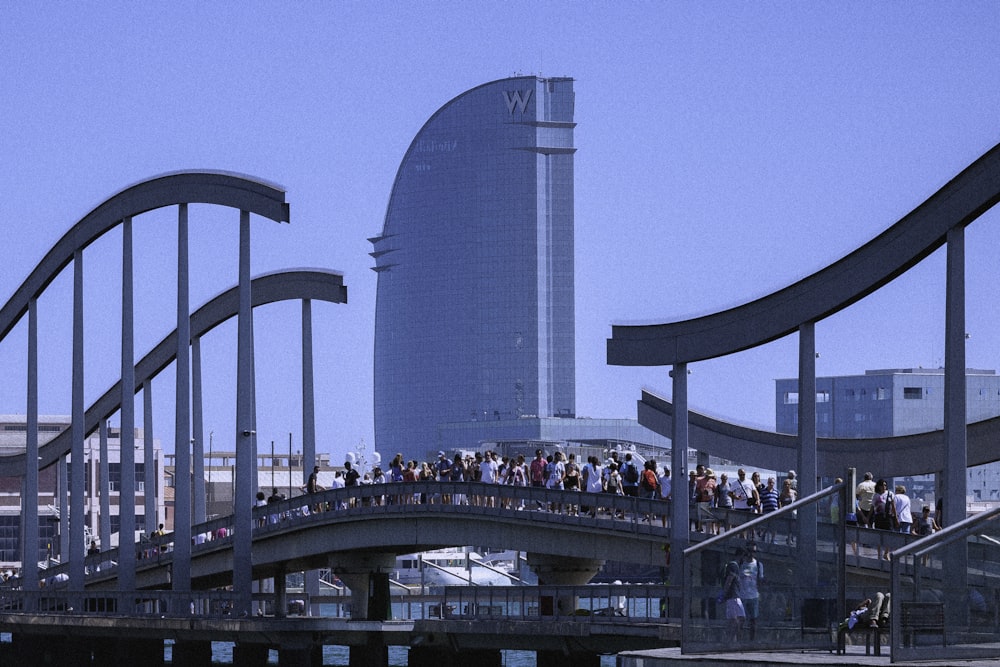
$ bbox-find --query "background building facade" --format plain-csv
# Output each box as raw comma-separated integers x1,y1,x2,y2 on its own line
775,368,1000,505
0,416,164,573
775,367,1000,438
371,76,577,459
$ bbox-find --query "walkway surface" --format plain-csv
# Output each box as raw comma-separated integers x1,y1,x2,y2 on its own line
618,645,1000,666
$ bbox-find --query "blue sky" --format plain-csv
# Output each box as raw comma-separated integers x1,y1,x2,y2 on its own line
2,3,999,464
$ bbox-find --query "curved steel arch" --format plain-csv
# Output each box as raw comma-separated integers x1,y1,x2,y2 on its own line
0,171,289,342
636,389,1000,477
0,268,346,476
607,141,1000,366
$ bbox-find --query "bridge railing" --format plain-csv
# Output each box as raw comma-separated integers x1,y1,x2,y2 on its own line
402,583,672,623
0,588,242,618
0,583,673,624
10,481,672,591
236,480,674,557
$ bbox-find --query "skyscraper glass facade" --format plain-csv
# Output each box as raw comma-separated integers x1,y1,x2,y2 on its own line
371,77,576,458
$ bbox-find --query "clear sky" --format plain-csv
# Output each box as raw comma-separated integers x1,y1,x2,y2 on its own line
2,2,999,465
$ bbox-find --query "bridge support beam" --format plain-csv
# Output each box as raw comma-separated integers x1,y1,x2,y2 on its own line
331,552,395,620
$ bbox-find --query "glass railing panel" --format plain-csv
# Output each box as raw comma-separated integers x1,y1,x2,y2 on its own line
682,482,846,654
891,506,1000,662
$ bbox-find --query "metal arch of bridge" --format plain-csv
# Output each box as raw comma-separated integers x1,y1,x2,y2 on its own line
0,171,289,342
0,269,347,477
606,142,1000,365
1,171,293,610
607,139,1000,594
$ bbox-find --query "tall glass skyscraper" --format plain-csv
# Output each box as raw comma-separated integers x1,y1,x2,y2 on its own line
371,76,576,458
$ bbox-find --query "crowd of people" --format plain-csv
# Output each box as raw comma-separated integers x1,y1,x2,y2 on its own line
851,471,940,560
292,449,674,519
686,465,799,539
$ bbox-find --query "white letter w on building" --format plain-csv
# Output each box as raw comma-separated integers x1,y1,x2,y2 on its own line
503,89,533,114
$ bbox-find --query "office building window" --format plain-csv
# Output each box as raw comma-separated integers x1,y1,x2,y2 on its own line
904,387,923,399
784,392,799,404
816,390,830,403
109,463,145,492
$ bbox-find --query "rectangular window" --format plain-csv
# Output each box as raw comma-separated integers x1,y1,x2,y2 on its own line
816,391,830,403
784,392,799,404
904,387,923,399
876,387,887,400
109,462,145,492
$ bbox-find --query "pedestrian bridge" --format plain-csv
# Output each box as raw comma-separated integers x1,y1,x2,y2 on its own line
32,480,908,598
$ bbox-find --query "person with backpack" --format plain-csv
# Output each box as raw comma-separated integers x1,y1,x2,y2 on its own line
639,459,660,523
621,452,640,498
639,459,659,499
871,478,896,560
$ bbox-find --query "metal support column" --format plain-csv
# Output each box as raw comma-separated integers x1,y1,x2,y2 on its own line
943,224,968,613
58,456,68,563
144,382,156,534
234,209,256,615
670,363,689,603
173,203,192,592
120,216,137,591
302,298,319,612
70,248,85,589
943,224,967,528
23,298,39,595
99,419,111,554
193,335,206,524
797,322,818,585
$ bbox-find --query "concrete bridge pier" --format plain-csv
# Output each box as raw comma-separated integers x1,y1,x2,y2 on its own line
273,565,288,618
527,553,605,615
233,641,270,667
277,641,323,667
331,552,395,620
536,650,600,667
172,639,213,666
526,555,605,667
13,633,85,665
408,646,502,667
12,633,166,666
330,552,395,667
